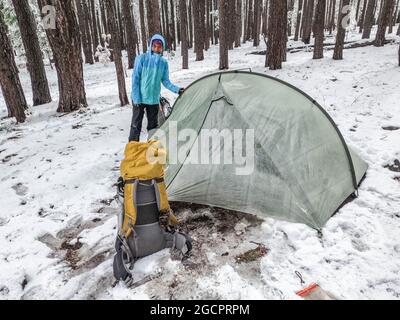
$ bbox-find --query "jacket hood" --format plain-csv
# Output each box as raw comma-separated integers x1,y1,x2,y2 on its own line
148,34,166,55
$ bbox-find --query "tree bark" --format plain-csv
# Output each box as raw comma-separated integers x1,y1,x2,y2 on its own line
235,0,243,47
11,0,51,106
0,8,27,123
193,0,205,61
179,0,189,69
89,0,100,48
75,0,94,64
146,0,162,38
358,0,368,33
313,0,326,59
266,0,287,69
294,0,303,41
219,0,229,69
375,0,394,46
253,0,262,46
138,0,148,52
105,0,129,106
170,0,177,50
362,0,377,39
38,0,87,113
333,0,350,60
122,0,137,69
302,0,314,44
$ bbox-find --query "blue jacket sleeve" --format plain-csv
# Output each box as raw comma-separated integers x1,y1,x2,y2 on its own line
132,55,143,104
161,61,180,94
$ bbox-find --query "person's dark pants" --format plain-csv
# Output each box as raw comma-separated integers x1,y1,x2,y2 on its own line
129,103,159,142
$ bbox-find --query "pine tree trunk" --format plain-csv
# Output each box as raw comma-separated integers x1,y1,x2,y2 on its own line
375,0,394,46
294,0,304,41
235,0,243,46
262,0,269,36
100,0,108,35
75,0,94,64
38,0,87,113
205,0,210,50
253,0,262,46
266,0,287,69
105,0,129,106
362,0,376,39
329,0,337,34
358,0,368,33
11,0,51,106
179,0,189,69
147,0,162,38
228,1,235,50
219,0,229,69
287,0,295,37
89,0,100,48
333,0,350,60
117,0,125,50
83,0,95,60
0,9,27,123
313,0,326,59
388,0,397,33
170,0,177,50
122,0,137,69
302,0,314,44
194,0,205,61
139,0,148,52
247,0,254,40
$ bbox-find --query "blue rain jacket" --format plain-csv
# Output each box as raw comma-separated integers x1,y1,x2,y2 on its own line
131,34,180,105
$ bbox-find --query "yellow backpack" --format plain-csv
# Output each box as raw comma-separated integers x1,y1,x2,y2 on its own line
119,140,178,236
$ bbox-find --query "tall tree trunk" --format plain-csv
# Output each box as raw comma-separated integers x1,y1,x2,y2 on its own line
122,0,137,69
75,0,94,64
179,0,189,69
146,0,162,37
219,0,229,69
236,0,243,46
194,0,205,60
375,0,394,46
116,0,125,50
83,0,95,60
329,0,337,34
0,8,27,123
333,0,350,60
100,0,108,35
247,0,254,40
358,0,368,33
266,0,287,69
313,0,326,59
188,0,194,48
302,0,314,44
362,0,377,38
11,0,51,106
287,0,295,37
38,0,87,113
294,0,304,41
205,0,210,50
253,0,262,46
89,0,100,48
105,0,129,106
170,0,177,50
139,0,148,52
228,0,235,49
388,0,397,33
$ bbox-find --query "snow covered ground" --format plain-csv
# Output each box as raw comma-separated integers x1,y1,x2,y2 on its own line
1,28,400,300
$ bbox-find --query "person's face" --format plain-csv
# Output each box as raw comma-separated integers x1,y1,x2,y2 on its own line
152,41,163,54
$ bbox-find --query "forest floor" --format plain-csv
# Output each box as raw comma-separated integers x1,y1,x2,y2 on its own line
0,28,400,299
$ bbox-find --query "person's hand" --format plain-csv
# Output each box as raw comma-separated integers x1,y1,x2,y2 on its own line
178,88,185,96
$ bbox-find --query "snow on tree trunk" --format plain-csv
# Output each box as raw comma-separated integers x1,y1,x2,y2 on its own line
313,0,326,59
0,8,27,123
37,0,87,113
333,0,350,60
11,0,51,106
105,0,129,107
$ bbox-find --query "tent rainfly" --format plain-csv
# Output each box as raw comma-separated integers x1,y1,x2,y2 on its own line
154,71,368,230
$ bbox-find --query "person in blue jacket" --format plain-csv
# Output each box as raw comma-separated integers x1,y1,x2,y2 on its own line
129,34,184,142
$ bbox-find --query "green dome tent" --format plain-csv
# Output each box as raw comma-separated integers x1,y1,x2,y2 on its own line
154,71,367,230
